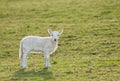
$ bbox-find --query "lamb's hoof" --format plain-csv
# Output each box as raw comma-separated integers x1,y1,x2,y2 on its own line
44,65,51,68
45,66,51,68
21,66,27,69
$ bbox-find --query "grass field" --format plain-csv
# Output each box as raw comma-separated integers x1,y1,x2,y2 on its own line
0,0,120,81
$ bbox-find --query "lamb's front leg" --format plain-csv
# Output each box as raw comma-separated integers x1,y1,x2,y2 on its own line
44,52,51,68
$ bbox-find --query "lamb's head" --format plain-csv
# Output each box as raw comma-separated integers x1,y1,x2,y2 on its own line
48,29,63,42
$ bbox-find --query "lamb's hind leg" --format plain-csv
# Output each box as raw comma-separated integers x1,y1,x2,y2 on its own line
21,50,30,69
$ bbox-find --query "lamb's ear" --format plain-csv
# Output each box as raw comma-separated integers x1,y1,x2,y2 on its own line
59,29,63,35
47,29,52,34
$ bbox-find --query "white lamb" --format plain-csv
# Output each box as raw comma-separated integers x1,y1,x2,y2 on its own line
19,29,63,69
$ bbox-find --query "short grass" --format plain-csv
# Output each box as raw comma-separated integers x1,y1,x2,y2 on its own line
0,0,120,81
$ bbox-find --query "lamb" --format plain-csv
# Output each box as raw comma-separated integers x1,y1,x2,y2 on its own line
19,29,63,69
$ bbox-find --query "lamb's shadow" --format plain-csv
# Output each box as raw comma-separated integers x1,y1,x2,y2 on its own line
13,68,55,81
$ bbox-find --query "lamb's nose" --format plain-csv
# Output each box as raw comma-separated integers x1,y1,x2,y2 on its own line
54,39,57,41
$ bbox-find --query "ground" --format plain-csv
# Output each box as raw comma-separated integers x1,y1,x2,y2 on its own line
0,0,120,81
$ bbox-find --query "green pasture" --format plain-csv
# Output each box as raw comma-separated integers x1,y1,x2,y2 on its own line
0,0,120,81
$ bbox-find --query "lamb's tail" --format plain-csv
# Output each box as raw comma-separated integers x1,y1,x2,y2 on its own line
19,41,23,60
